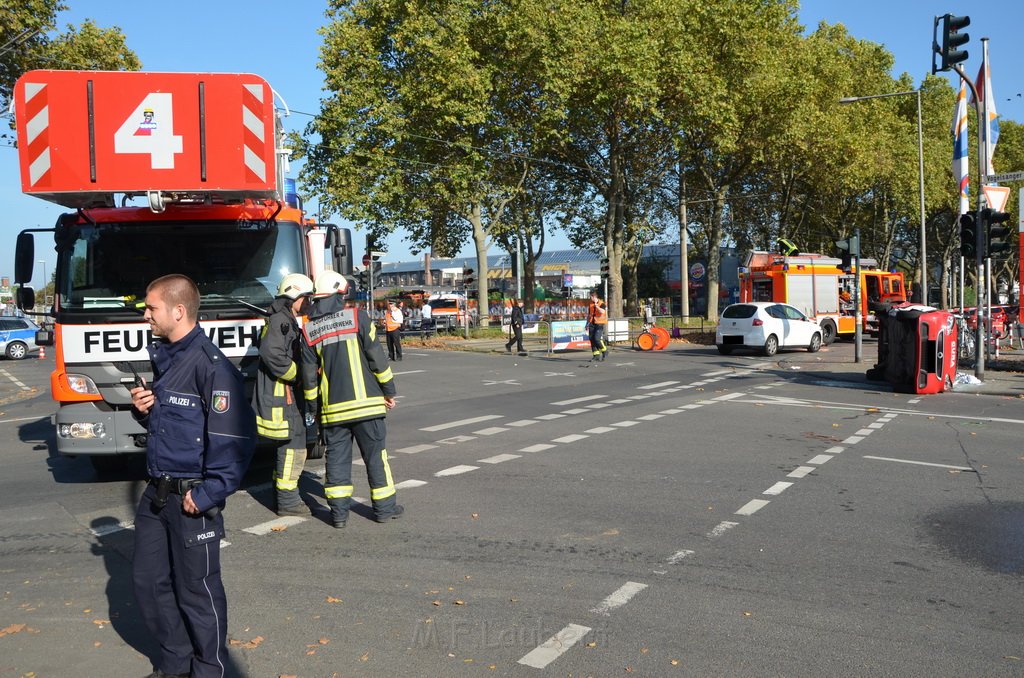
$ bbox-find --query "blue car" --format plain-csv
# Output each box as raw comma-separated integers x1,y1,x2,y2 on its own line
0,316,41,360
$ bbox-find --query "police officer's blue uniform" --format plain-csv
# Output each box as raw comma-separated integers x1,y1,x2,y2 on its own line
132,324,255,678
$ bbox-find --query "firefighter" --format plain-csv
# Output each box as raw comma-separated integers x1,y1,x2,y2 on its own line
255,273,318,516
304,271,403,528
129,274,255,678
586,290,609,361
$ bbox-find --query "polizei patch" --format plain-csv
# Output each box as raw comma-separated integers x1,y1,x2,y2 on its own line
212,390,230,413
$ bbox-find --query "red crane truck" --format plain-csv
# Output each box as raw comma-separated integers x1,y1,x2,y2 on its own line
11,70,351,471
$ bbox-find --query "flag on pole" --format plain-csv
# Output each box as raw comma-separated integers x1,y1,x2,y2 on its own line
972,51,999,176
951,83,970,216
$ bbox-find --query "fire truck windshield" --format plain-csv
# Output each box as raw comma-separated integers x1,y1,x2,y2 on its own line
57,220,306,312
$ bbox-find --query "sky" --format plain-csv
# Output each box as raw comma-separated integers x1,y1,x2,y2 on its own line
3,0,1023,288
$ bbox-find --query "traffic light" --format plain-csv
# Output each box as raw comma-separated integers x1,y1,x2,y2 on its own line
600,256,610,279
933,14,970,73
959,212,977,259
835,235,859,273
356,269,370,289
983,207,1012,257
463,266,475,287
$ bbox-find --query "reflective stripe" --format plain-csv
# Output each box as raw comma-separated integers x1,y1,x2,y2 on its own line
281,361,297,382
368,323,377,340
276,477,298,491
375,366,394,384
370,449,396,500
257,406,288,439
321,402,387,425
325,485,354,499
303,387,318,402
276,448,302,489
348,339,366,398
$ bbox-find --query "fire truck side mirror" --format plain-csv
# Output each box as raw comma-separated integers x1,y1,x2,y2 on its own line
325,225,353,276
16,286,35,312
15,232,34,285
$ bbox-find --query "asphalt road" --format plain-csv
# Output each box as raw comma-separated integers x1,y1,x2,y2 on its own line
1,341,1023,677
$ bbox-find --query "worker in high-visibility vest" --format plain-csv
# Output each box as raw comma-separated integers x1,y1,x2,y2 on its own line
586,290,609,362
385,299,403,361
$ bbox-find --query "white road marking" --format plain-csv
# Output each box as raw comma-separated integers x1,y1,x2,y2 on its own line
908,398,922,404
735,499,770,516
868,422,885,429
637,414,664,421
507,419,538,427
787,466,816,478
243,516,307,535
713,392,744,401
517,624,592,669
707,521,739,538
584,426,616,434
585,402,612,409
543,371,576,378
679,404,703,410
434,465,480,477
437,435,476,445
612,420,639,428
479,453,521,464
552,434,589,444
763,482,793,496
90,520,135,537
551,394,607,406
703,369,733,376
561,408,591,415
855,428,874,436
590,581,649,615
0,369,31,391
841,435,864,445
396,444,437,454
629,394,652,400
807,454,834,465
639,381,680,390
420,415,503,432
863,455,975,471
393,369,425,375
473,427,509,436
395,479,428,489
823,446,844,455
520,443,556,453
659,409,683,415
536,413,567,420
609,399,632,404
667,549,695,564
483,379,521,386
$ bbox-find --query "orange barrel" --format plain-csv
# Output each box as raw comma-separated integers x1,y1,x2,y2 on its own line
651,326,670,350
636,331,656,351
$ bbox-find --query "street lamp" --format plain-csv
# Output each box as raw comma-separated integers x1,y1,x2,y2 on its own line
37,260,46,298
839,90,927,303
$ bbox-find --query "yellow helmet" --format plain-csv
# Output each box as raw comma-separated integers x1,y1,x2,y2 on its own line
314,270,350,297
276,273,314,300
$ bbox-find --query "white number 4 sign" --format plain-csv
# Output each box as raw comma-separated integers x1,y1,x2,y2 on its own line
113,93,184,169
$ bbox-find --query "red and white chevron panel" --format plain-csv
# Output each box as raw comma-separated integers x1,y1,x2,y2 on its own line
22,81,51,187
241,83,267,183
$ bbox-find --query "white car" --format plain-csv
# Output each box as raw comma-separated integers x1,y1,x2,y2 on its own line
716,302,823,356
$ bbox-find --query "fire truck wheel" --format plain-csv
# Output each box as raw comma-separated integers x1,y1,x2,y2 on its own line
819,321,837,345
763,334,779,357
808,332,822,353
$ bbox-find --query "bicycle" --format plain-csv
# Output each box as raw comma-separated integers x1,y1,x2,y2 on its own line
953,313,975,360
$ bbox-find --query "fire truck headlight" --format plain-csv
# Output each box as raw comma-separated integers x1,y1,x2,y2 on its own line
66,374,100,395
57,422,107,439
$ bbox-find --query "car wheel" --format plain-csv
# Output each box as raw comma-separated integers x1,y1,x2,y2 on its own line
717,344,732,355
307,439,326,460
808,332,822,353
763,334,779,357
6,342,28,360
820,320,837,345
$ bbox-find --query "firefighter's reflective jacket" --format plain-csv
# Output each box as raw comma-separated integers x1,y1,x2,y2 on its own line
303,295,396,426
254,297,318,440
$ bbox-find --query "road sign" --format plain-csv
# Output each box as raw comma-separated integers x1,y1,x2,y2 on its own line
987,171,1024,183
982,185,1010,213
362,254,370,266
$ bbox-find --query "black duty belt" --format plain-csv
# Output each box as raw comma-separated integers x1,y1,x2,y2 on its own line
149,476,203,495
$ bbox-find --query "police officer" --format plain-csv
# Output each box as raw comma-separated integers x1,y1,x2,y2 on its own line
304,270,403,528
130,274,255,678
255,273,318,516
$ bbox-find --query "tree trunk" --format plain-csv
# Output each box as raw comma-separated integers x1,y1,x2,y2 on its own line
467,203,490,327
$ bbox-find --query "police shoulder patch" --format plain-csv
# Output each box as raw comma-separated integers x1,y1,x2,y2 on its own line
212,390,230,413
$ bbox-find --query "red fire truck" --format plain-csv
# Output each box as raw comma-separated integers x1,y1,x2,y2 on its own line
12,70,351,471
738,251,906,344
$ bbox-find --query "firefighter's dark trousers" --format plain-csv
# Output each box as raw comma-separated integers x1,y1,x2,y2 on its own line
323,418,397,523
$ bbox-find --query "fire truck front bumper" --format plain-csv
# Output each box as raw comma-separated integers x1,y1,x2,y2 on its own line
54,403,148,457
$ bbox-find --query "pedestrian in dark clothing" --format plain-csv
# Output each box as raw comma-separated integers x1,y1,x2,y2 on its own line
385,299,404,361
129,274,255,678
505,298,525,354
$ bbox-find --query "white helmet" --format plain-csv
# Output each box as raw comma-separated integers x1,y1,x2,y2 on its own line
277,273,314,300
314,270,350,297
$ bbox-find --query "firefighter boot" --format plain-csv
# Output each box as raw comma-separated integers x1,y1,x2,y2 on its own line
276,491,306,517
